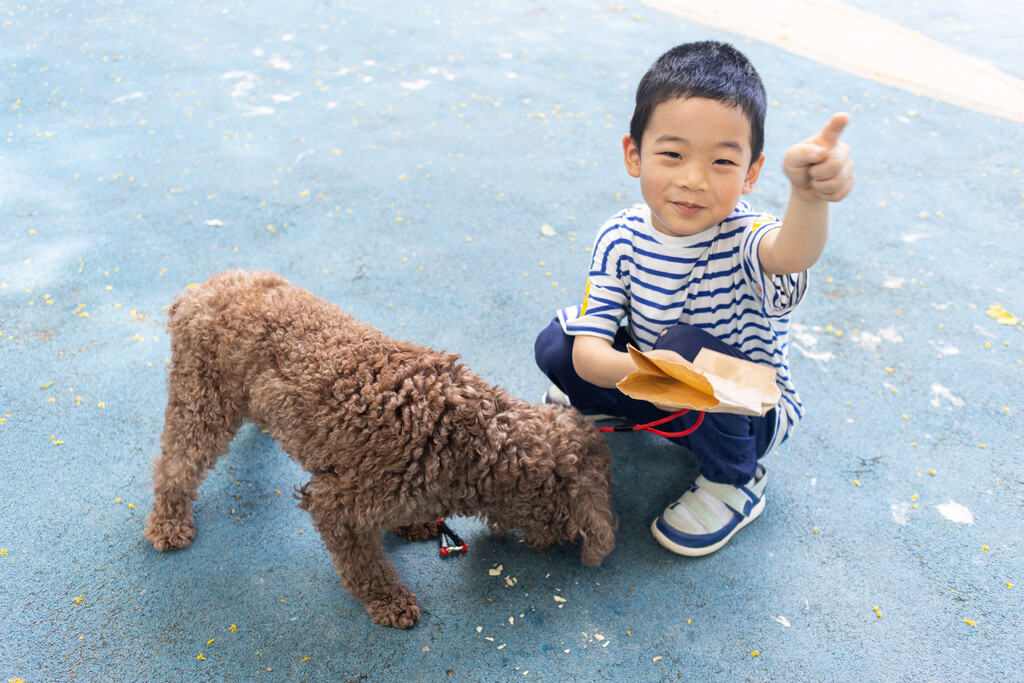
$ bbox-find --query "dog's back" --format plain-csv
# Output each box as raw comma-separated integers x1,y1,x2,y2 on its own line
165,270,471,473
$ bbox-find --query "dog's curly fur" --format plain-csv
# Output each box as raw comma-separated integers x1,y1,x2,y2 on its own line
143,270,616,628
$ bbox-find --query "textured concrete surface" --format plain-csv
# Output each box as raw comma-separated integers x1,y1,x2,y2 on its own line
2,1,1022,680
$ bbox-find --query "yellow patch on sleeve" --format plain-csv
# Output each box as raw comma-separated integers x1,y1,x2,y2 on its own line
751,215,777,233
580,278,592,316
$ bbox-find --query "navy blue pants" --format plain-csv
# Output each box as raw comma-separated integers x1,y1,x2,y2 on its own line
534,319,776,486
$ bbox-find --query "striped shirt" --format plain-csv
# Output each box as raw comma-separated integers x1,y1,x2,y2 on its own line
557,201,807,452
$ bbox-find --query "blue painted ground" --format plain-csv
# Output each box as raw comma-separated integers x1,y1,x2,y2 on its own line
2,1,1022,680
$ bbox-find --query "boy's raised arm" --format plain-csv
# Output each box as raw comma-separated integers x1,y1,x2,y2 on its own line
759,113,854,276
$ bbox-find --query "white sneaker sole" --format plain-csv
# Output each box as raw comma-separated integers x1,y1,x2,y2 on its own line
541,388,617,424
650,494,765,557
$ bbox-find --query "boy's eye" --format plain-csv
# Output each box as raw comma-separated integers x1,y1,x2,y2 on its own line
661,152,682,160
714,159,737,166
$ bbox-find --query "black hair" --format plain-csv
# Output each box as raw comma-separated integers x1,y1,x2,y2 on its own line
629,41,767,164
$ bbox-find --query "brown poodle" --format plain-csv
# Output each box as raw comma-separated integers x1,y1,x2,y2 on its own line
143,270,616,628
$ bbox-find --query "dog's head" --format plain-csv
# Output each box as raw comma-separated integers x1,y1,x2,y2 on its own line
485,405,616,565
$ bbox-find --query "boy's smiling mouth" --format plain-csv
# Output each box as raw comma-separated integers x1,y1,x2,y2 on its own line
672,200,704,216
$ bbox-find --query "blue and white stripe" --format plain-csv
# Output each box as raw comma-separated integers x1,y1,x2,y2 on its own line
558,201,807,452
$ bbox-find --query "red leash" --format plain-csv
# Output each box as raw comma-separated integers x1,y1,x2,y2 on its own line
594,409,704,438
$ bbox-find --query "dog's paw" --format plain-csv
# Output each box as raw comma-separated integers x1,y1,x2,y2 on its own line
391,522,439,542
367,592,420,629
143,514,195,551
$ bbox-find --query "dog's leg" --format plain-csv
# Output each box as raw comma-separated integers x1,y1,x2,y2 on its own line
144,392,241,551
299,475,421,629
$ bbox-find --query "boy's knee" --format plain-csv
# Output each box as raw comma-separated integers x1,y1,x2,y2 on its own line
534,318,573,374
652,323,706,362
653,323,749,362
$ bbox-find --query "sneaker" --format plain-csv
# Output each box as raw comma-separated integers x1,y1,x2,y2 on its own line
651,465,767,557
541,384,618,423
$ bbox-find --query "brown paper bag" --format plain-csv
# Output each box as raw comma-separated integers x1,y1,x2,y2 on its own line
616,345,781,416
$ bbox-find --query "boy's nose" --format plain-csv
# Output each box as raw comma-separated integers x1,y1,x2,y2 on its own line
675,163,708,191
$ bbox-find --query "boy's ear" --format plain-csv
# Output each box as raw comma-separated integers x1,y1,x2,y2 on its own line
622,135,641,178
742,153,766,195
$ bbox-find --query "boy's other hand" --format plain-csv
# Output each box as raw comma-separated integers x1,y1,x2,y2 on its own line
644,348,686,365
783,112,854,203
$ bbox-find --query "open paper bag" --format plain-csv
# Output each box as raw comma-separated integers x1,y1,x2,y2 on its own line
616,345,781,417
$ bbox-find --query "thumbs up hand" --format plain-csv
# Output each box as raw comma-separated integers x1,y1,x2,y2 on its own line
783,113,854,203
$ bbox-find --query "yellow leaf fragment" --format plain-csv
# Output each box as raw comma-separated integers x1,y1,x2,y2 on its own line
986,304,1019,325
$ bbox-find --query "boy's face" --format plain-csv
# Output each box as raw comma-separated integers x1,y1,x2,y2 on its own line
623,97,764,237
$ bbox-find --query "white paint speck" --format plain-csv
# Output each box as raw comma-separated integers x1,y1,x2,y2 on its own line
793,328,818,348
113,91,145,103
883,276,905,289
401,79,431,90
204,219,223,227
932,342,960,355
930,383,964,408
901,233,929,243
229,80,254,98
236,103,275,116
973,324,997,339
773,615,791,628
935,501,974,525
891,501,911,525
266,57,292,71
291,149,315,167
792,344,835,362
879,327,904,343
855,331,881,350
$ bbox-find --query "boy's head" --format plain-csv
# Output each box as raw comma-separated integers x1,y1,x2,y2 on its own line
630,41,767,163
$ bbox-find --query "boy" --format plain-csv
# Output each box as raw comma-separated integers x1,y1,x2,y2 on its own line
535,41,853,556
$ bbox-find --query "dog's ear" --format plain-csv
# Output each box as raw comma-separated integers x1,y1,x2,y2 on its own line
577,485,616,565
572,451,616,565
